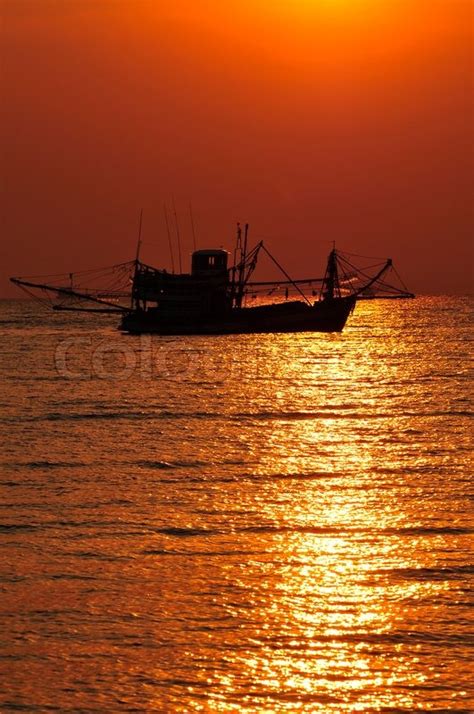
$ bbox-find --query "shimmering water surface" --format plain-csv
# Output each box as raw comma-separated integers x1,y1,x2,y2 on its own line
1,297,472,712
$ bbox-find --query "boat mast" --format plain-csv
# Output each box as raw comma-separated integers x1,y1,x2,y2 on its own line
235,223,249,308
230,224,239,308
241,223,248,306
235,223,243,308
321,244,340,301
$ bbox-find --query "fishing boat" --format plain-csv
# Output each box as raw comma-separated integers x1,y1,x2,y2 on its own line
10,223,414,334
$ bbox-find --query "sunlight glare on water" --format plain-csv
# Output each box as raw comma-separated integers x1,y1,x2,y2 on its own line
0,296,472,712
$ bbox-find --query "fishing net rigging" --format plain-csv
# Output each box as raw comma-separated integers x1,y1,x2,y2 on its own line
244,249,413,303
10,247,413,314
333,251,414,299
11,261,135,313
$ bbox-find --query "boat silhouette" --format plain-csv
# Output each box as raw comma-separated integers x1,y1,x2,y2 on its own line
10,224,414,334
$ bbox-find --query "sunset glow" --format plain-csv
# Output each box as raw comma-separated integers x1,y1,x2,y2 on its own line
2,3,472,707
2,0,472,294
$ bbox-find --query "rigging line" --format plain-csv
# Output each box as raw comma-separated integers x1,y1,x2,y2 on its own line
89,260,135,272
76,271,120,287
339,260,384,274
352,260,393,297
95,277,129,293
189,203,197,252
336,256,388,285
233,241,261,272
391,265,412,293
337,249,388,261
247,277,324,286
75,260,136,276
336,254,385,274
74,271,120,286
53,306,124,314
364,280,393,291
12,260,136,282
260,244,312,306
368,272,409,292
172,196,183,274
374,286,403,295
135,209,143,263
10,279,130,312
163,204,175,274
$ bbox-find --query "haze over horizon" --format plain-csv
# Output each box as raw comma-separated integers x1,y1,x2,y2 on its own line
1,0,473,296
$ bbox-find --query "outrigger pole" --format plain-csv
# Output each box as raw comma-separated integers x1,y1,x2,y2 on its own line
352,259,395,297
9,278,128,313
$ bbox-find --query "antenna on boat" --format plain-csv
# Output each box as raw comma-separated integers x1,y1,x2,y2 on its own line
163,204,175,273
172,196,183,274
243,223,249,266
189,203,197,252
135,209,143,263
131,209,143,310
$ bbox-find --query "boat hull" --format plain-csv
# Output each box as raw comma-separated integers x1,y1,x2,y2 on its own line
119,296,356,335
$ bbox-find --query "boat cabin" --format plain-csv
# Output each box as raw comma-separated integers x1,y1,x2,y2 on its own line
191,249,228,277
131,248,231,319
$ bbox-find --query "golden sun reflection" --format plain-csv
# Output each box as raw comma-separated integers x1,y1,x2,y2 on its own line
206,329,460,710
210,519,451,710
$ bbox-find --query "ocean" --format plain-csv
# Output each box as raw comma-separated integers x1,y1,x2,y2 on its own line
0,296,472,712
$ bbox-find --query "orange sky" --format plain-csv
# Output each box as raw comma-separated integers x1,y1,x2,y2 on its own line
1,0,473,294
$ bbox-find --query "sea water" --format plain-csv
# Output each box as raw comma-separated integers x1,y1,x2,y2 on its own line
0,297,472,712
